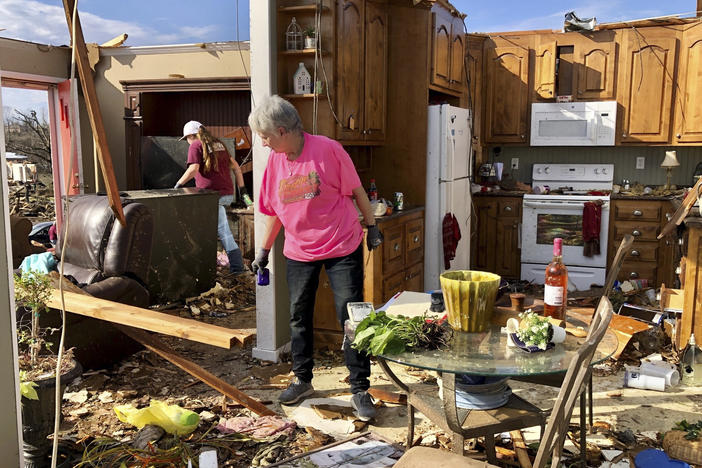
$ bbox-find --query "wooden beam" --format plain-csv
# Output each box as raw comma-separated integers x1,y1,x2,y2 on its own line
510,430,533,468
115,325,275,416
697,0,701,17
46,289,255,349
62,0,125,226
100,33,128,47
659,176,702,239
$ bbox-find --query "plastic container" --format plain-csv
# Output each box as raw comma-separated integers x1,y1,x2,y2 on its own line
624,366,666,391
440,270,500,332
257,267,270,286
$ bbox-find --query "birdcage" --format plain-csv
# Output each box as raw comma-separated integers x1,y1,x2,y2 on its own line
286,17,303,51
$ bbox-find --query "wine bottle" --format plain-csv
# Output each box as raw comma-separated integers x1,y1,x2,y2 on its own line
368,179,378,202
544,237,568,320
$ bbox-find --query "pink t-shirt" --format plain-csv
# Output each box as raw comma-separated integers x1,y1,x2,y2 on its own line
258,133,363,262
187,140,234,196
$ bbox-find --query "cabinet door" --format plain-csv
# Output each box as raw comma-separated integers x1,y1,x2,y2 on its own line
495,217,521,278
382,223,405,277
313,268,342,331
575,38,616,100
674,23,702,143
619,30,678,143
431,10,452,89
533,39,556,100
449,17,466,92
404,217,424,267
383,270,406,302
404,262,424,293
485,45,530,143
363,0,387,142
337,0,365,141
471,199,496,272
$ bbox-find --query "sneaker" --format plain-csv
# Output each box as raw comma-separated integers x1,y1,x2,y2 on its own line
351,391,376,421
278,377,314,405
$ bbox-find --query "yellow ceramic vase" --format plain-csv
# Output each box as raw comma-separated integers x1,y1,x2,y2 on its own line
440,270,501,332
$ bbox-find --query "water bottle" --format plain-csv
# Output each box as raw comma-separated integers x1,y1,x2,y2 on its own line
257,267,270,286
368,179,378,202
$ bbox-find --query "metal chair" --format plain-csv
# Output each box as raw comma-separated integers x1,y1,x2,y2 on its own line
395,296,615,468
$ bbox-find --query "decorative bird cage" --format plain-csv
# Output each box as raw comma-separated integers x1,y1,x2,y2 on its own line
286,17,303,51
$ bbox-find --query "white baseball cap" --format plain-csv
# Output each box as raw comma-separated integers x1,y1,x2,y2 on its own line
180,120,202,140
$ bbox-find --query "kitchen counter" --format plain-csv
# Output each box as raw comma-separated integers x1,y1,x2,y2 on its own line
610,193,680,201
472,190,527,198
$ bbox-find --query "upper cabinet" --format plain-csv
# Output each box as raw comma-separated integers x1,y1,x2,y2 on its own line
484,40,530,144
336,0,388,143
618,28,678,144
674,22,702,143
574,33,618,100
429,4,467,95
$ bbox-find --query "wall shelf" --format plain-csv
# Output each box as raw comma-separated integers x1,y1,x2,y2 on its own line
279,5,329,13
279,49,328,56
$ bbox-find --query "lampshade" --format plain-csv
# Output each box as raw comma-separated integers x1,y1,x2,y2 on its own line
661,151,680,168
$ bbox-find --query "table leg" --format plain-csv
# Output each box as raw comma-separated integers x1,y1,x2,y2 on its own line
580,389,587,467
588,373,594,430
407,404,415,448
377,358,415,447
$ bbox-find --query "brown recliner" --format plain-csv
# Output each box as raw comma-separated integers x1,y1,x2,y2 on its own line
47,195,154,368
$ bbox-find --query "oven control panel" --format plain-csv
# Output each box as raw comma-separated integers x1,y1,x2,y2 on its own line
532,163,614,183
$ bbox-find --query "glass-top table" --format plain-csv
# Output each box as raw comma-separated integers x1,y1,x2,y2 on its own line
378,322,618,376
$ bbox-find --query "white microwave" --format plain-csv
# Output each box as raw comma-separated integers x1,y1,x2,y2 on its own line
530,101,617,146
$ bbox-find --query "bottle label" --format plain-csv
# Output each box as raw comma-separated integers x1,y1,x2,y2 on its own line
544,285,564,306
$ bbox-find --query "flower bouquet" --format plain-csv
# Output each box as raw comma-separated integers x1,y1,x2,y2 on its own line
506,310,566,353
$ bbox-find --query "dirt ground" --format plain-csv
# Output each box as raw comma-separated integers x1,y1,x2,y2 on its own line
51,269,702,467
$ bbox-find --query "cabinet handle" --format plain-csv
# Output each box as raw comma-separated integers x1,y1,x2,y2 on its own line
632,210,643,216
622,133,627,138
394,243,400,252
632,230,641,237
504,206,512,212
629,272,639,279
521,135,525,139
677,133,682,139
666,213,673,221
630,250,640,257
413,235,419,243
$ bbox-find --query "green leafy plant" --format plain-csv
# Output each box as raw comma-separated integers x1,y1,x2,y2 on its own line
351,311,451,356
303,26,316,38
516,311,553,350
674,419,702,440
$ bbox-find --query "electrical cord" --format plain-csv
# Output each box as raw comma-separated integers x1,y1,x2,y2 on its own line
51,2,79,466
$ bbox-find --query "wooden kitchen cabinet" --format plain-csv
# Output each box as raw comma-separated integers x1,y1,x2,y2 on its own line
336,0,388,143
607,199,675,288
470,196,522,279
617,29,678,144
429,4,467,95
484,40,530,144
313,208,425,347
574,33,618,100
674,22,702,143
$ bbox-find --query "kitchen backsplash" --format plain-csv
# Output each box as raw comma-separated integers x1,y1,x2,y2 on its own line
492,146,702,187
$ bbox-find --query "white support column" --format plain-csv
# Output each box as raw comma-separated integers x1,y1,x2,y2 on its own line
250,0,291,362
0,68,25,467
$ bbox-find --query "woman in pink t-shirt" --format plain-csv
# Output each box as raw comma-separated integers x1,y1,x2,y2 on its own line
248,95,383,421
174,121,251,274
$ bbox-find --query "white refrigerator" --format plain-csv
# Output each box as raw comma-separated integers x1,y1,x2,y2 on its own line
424,104,473,291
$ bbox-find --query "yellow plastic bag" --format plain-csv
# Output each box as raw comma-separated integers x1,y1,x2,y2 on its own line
114,400,199,435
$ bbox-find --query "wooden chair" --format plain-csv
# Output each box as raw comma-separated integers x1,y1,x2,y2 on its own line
395,296,615,468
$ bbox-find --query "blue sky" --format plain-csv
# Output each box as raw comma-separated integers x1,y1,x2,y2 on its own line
0,0,695,116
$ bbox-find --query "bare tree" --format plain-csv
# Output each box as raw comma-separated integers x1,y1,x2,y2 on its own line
3,110,52,169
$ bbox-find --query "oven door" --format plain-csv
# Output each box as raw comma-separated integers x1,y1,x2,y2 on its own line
521,198,610,268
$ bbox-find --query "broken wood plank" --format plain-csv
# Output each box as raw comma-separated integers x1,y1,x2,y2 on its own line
510,430,533,468
368,387,407,405
116,325,275,417
62,0,125,226
47,289,255,348
658,176,702,239
100,33,128,47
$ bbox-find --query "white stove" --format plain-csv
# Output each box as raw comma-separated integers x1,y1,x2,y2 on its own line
521,164,614,290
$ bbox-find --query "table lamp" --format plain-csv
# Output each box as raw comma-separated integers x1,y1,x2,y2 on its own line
661,150,680,189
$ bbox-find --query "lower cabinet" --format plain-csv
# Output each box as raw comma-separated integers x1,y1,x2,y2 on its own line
608,199,676,288
470,196,522,279
313,207,425,348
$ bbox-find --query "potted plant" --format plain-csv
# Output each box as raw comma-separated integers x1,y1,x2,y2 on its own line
15,271,82,468
508,310,566,351
303,26,316,49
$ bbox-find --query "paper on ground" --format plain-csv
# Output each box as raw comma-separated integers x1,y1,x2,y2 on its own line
287,396,357,437
379,291,443,319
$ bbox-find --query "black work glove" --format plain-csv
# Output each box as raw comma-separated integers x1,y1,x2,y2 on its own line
366,225,383,251
251,248,270,274
174,183,182,189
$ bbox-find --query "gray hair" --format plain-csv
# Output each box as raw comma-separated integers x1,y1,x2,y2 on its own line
248,95,303,135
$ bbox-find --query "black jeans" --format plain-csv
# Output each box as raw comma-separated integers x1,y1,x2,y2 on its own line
286,242,371,393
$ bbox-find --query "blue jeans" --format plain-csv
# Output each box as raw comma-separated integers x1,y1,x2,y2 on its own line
286,242,370,393
218,195,239,252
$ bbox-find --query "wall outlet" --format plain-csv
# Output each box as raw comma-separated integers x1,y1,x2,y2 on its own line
636,157,645,170
511,158,519,170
